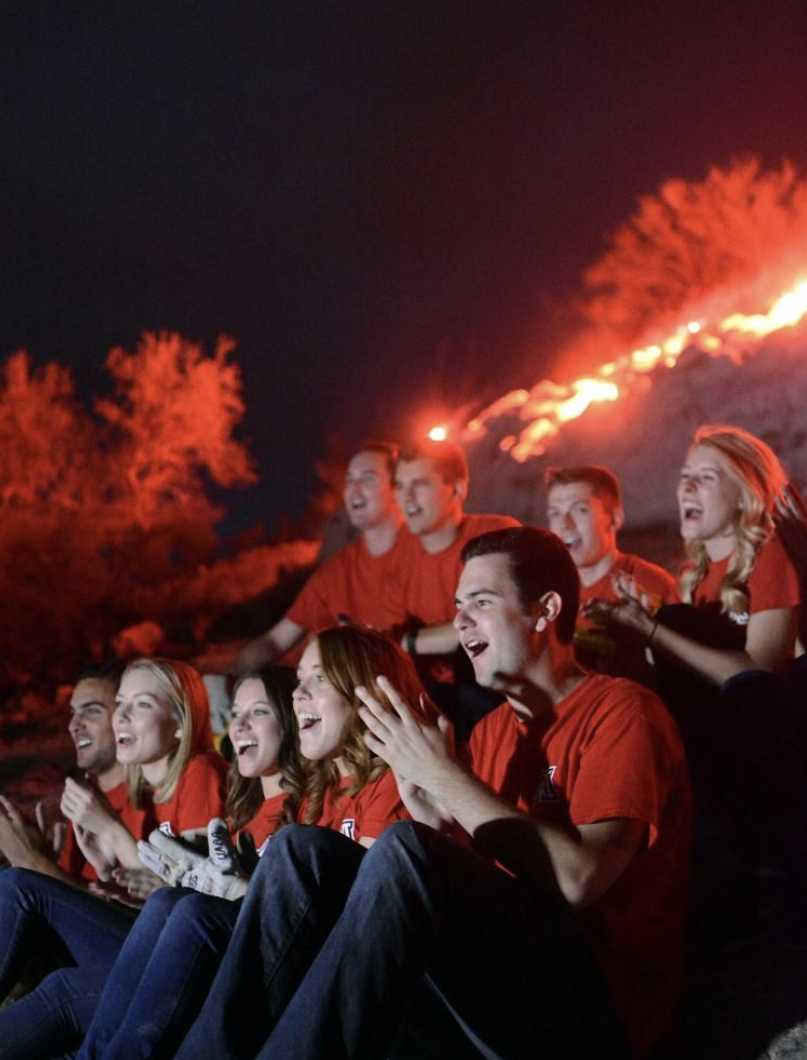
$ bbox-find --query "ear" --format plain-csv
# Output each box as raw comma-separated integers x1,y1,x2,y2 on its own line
533,591,563,633
174,727,183,741
453,478,468,503
610,507,625,533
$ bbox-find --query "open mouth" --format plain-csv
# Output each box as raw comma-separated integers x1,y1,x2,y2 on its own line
236,739,259,757
562,535,582,549
297,713,321,731
681,503,702,522
116,732,135,746
76,738,93,749
405,504,422,517
464,638,488,659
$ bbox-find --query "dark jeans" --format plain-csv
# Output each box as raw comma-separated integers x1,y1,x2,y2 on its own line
0,868,135,1059
175,823,631,1060
76,887,240,1060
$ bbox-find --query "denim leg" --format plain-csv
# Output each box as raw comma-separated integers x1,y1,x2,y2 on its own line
0,967,106,1060
78,889,241,1060
0,869,135,1001
175,825,366,1060
262,821,632,1060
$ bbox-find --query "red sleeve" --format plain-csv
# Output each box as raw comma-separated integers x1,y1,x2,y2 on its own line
285,563,336,631
57,822,94,879
156,753,228,835
748,535,801,613
564,694,679,846
354,769,408,842
235,792,287,852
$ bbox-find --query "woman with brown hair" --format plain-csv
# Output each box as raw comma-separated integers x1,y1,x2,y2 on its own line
72,627,419,1060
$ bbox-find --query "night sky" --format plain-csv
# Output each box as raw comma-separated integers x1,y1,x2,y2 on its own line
3,1,807,533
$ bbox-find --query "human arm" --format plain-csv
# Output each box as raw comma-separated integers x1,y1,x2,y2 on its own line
60,778,142,869
775,484,807,650
0,796,76,881
230,617,306,676
585,572,796,685
137,819,249,900
400,623,460,656
358,678,645,908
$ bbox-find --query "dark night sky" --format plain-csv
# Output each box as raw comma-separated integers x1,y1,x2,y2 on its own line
3,1,807,533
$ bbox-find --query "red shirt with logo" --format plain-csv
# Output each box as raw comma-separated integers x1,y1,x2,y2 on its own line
468,675,691,1058
309,768,407,844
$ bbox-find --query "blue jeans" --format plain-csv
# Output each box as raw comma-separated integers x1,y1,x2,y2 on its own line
0,868,136,1060
76,887,240,1060
175,823,631,1060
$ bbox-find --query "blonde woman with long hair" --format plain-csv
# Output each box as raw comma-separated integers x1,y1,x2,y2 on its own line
0,658,227,1060
588,424,799,685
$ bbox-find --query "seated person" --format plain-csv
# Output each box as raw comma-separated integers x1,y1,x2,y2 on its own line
546,464,677,677
0,663,125,885
175,528,690,1060
232,442,407,673
0,658,227,1058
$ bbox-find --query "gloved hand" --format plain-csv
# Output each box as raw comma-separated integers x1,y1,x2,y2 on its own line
137,830,200,886
177,818,249,900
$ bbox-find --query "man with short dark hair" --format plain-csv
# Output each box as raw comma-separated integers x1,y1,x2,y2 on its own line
545,464,678,621
176,526,690,1060
0,664,125,884
232,441,407,673
385,438,518,667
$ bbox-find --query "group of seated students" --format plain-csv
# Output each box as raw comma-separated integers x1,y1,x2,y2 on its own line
0,423,803,1060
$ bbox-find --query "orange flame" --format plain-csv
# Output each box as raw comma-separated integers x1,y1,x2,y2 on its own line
458,274,807,461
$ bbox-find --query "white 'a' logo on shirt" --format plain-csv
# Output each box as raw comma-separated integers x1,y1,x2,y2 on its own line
534,766,558,803
340,818,356,839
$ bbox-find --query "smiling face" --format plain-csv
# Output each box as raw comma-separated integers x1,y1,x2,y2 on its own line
677,444,742,557
546,481,618,573
454,552,538,693
394,457,463,537
113,669,182,771
293,640,352,765
69,677,118,775
343,450,397,532
229,677,284,779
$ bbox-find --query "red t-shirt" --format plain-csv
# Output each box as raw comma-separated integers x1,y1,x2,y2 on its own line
121,752,228,840
469,675,691,1058
383,513,520,682
286,529,413,632
693,534,800,622
383,513,520,630
234,791,288,857
309,768,408,843
578,553,679,629
58,781,129,882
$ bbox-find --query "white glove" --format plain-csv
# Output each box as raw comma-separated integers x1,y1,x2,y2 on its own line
179,818,249,900
137,830,200,886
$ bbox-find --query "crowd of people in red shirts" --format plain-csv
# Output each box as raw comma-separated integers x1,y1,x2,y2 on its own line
0,424,804,1060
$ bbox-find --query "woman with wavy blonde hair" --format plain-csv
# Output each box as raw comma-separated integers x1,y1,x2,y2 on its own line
590,424,799,686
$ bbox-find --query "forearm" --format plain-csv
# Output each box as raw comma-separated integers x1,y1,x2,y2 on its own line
404,623,460,656
97,818,141,869
651,614,792,685
418,759,599,905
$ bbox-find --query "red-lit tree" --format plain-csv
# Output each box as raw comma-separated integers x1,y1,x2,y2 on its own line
583,157,807,341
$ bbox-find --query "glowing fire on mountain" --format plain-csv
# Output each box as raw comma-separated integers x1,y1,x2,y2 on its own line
436,274,807,463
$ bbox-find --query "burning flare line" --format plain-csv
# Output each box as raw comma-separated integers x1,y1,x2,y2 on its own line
429,275,807,462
